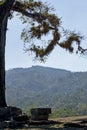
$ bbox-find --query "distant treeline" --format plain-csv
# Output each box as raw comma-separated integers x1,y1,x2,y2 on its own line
6,66,87,117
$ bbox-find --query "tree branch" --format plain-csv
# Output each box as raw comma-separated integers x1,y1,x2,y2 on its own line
78,46,87,54
2,0,15,24
12,1,44,21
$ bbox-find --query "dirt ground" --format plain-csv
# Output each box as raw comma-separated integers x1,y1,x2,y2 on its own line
4,115,87,130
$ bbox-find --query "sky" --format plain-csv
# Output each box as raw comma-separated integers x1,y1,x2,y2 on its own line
6,0,87,72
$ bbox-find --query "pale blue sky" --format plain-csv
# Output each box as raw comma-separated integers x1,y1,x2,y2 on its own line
6,0,87,71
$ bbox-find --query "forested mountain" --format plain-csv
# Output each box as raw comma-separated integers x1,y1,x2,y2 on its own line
6,66,87,116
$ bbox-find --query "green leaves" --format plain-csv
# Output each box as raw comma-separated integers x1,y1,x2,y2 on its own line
59,32,83,53
12,0,85,61
18,1,61,60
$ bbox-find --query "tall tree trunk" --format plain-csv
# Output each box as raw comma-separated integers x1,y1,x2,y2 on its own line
0,0,15,107
0,15,7,107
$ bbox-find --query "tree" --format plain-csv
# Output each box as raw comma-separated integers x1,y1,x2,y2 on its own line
0,0,86,107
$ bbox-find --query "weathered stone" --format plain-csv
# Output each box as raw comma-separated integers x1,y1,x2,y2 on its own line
7,106,22,117
13,114,29,123
9,121,24,129
31,114,49,121
0,121,11,128
0,106,22,121
31,108,51,121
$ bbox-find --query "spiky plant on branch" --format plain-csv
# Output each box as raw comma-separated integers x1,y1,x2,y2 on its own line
11,0,87,61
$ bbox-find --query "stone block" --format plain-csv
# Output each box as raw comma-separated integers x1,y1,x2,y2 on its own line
31,108,51,121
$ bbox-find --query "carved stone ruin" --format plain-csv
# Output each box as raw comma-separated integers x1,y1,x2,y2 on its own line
31,108,51,121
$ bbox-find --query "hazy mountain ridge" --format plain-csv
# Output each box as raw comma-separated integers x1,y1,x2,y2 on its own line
6,66,87,115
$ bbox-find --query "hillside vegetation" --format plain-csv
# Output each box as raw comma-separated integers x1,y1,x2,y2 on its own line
6,66,87,117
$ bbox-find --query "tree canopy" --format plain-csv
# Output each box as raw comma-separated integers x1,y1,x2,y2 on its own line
2,0,87,61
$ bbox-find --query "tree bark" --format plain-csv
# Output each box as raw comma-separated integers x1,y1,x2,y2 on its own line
0,23,7,107
0,6,8,107
0,0,15,107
